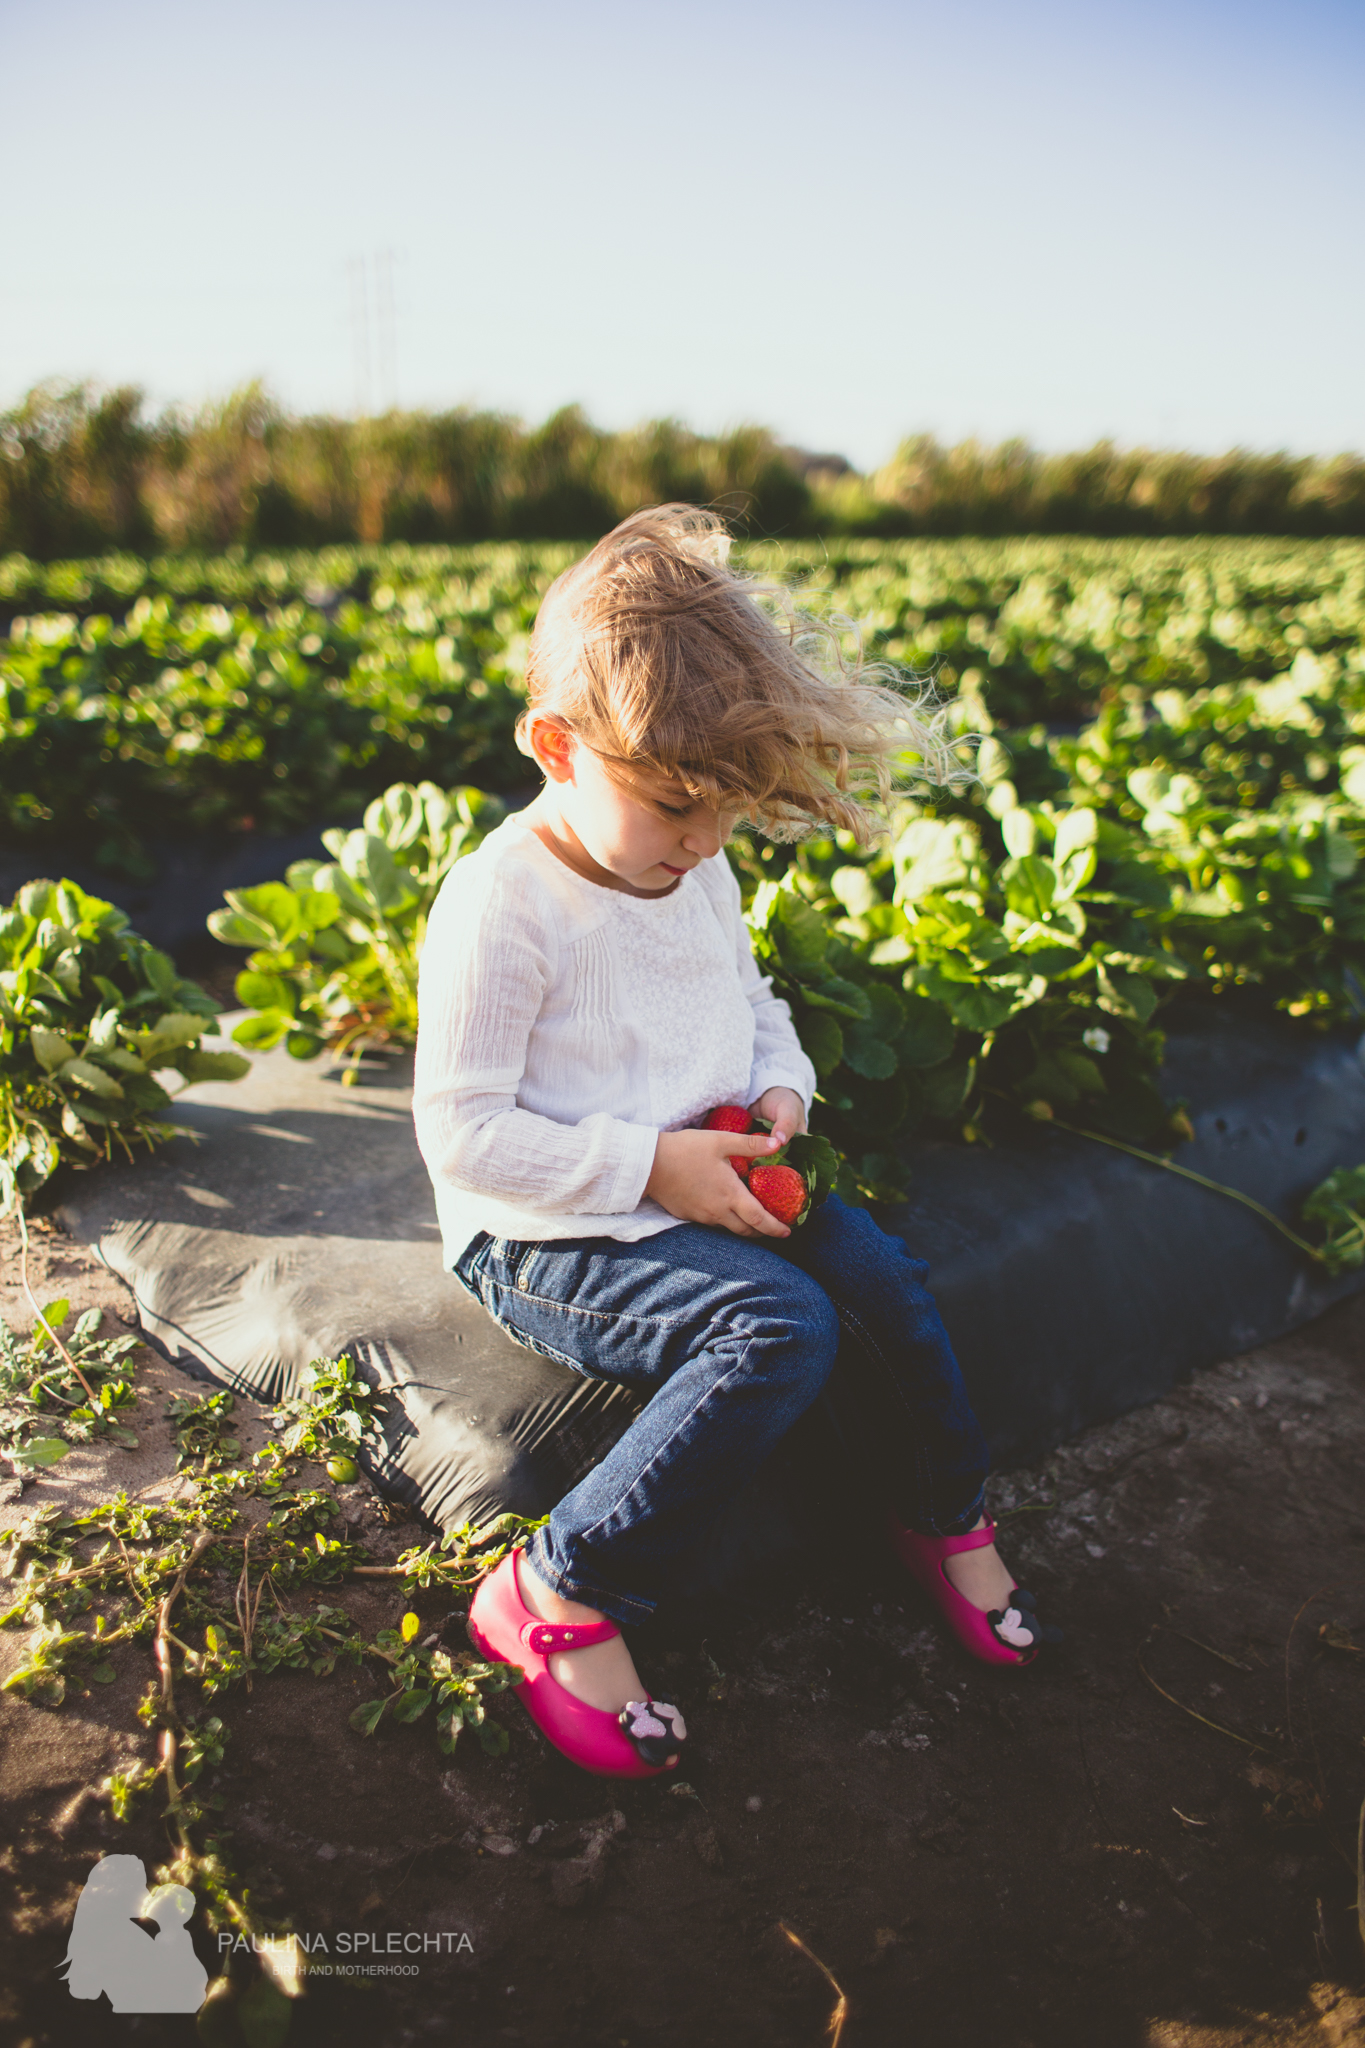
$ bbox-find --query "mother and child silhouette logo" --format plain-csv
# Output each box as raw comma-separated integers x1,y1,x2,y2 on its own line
58,1855,208,2014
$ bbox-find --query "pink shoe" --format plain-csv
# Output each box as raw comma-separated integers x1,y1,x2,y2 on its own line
467,1549,686,1779
887,1513,1059,1667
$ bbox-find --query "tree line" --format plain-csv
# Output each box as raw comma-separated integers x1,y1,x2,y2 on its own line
3,381,1362,559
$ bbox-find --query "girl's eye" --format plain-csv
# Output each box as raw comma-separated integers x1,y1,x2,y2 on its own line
660,804,692,820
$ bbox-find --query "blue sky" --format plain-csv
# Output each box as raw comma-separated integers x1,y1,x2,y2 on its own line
2,0,1361,467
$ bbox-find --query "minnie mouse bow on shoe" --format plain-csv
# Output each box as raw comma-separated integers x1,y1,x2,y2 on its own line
467,1549,687,1778
887,1513,1062,1667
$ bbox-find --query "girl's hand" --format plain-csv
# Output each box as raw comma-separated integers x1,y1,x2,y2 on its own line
645,1129,794,1239
748,1087,808,1144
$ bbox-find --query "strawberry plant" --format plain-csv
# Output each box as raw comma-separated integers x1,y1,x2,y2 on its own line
6,536,1364,872
0,878,248,1213
208,781,504,1063
1301,1166,1365,1275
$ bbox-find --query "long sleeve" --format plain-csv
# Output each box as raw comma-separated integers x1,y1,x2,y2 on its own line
413,862,658,1219
711,859,818,1112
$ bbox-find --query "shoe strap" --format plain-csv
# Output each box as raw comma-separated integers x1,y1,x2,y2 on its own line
935,1514,997,1556
520,1618,620,1653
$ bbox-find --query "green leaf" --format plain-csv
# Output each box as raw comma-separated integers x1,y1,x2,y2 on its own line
1054,1050,1106,1095
338,832,417,914
1002,855,1056,924
800,976,872,1021
1096,969,1159,1023
894,817,979,902
179,1050,252,1084
1126,766,1171,813
841,1031,898,1080
774,889,829,972
830,866,881,917
96,1046,149,1075
299,887,342,932
234,972,297,1015
31,1028,77,1073
207,907,277,949
12,1438,71,1468
364,782,427,850
1053,807,1099,866
1302,1165,1365,1274
795,1009,843,1075
913,1057,974,1120
1001,808,1039,859
129,1013,204,1066
58,1058,124,1099
391,1687,433,1723
1339,751,1365,810
285,858,327,894
939,982,1018,1033
783,1131,841,1204
231,1009,293,1051
348,1697,389,1736
227,882,303,941
898,997,956,1069
37,1297,71,1334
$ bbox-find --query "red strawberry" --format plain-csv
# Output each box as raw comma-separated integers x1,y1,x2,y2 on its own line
748,1162,810,1227
704,1103,754,1178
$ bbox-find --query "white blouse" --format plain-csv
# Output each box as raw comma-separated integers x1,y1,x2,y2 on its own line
412,812,817,1261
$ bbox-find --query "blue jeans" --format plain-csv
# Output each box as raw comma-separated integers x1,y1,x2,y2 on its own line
452,1194,988,1625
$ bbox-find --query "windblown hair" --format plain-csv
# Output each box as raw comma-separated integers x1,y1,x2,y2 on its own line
516,504,968,841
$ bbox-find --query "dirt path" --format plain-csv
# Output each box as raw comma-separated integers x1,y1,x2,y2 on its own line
3,1213,1364,2048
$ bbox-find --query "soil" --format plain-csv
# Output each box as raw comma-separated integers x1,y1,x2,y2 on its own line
2,1212,1364,2048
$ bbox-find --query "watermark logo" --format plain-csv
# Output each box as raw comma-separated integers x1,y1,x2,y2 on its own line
58,1855,207,2014
58,1857,476,2010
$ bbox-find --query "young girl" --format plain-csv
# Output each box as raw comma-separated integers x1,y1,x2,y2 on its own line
413,506,1059,1780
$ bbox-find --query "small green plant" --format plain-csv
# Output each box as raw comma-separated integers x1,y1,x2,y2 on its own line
208,782,504,1065
0,1345,527,2009
0,1301,141,1459
165,1388,241,1471
348,1608,520,1755
269,1353,386,1470
1301,1166,1365,1275
0,878,249,1212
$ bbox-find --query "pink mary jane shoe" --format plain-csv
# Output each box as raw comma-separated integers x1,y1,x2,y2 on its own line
467,1549,686,1778
887,1513,1061,1667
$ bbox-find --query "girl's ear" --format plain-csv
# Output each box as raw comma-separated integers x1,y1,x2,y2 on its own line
526,715,576,782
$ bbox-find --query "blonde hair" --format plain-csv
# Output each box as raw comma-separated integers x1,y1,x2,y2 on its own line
516,504,967,841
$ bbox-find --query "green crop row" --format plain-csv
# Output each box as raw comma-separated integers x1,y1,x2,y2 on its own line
3,537,1364,875
211,642,1365,1205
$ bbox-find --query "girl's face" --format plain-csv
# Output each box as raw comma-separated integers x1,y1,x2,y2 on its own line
528,721,738,895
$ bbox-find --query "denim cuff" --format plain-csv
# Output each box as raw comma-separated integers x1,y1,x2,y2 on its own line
935,1486,988,1538
524,1526,656,1628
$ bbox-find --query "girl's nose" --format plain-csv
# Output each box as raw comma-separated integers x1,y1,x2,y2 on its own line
682,810,730,858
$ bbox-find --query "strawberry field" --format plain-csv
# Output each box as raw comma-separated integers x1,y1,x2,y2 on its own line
5,534,1365,1230
2,535,1363,872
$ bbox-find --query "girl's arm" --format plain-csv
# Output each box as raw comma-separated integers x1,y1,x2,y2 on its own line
715,858,818,1115
412,867,657,1217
